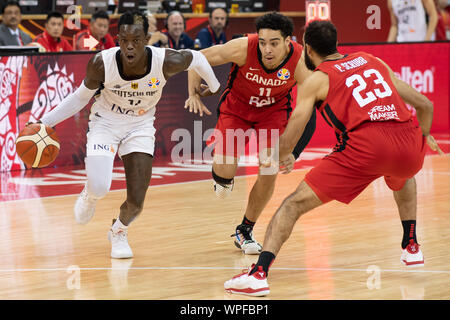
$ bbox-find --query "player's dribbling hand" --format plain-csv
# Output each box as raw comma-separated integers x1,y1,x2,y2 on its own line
426,135,444,155
184,94,211,117
279,154,295,174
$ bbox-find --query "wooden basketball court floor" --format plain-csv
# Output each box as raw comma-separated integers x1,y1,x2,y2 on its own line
0,154,448,300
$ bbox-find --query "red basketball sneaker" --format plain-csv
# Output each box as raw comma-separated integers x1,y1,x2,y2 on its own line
224,264,270,296
400,239,424,267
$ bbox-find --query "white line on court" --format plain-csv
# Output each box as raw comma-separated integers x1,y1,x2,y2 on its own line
0,266,449,274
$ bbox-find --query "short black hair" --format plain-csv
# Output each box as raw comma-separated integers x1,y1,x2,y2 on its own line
304,20,338,56
118,10,149,36
92,10,110,22
2,1,21,14
46,11,64,23
255,12,294,38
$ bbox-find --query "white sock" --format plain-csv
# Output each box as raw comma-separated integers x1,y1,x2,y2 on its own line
111,218,128,233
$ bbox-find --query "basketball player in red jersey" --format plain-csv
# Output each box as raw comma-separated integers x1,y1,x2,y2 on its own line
224,20,443,296
185,12,316,255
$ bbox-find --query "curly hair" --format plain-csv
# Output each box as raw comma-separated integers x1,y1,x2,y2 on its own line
255,12,294,38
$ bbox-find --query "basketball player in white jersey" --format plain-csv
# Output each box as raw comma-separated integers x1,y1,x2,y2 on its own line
34,11,220,258
387,0,438,42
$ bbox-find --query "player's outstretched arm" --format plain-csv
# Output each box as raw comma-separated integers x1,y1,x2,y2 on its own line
185,37,249,116
188,37,248,96
39,53,104,128
163,48,220,90
279,72,327,160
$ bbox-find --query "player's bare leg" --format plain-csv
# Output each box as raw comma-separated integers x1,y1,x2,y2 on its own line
233,172,278,254
232,147,279,254
261,181,322,256
212,154,238,198
109,152,153,259
224,181,322,295
393,177,424,267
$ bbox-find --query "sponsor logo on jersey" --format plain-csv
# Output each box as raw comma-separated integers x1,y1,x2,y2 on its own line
131,82,139,89
93,144,115,153
277,68,290,80
245,72,287,86
367,103,399,121
148,77,160,89
111,104,150,116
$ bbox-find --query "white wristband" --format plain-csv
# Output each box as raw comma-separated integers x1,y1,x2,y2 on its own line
187,50,221,93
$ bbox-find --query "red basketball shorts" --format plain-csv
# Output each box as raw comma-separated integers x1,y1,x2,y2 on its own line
304,120,426,204
208,93,290,158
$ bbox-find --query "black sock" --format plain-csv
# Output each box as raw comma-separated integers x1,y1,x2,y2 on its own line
241,216,255,228
212,169,233,185
401,220,417,249
250,251,275,275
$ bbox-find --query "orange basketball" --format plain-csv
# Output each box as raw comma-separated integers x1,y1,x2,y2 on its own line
15,123,60,168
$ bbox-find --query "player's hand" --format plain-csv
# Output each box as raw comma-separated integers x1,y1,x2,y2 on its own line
426,134,444,155
196,84,219,97
279,153,295,174
184,94,211,117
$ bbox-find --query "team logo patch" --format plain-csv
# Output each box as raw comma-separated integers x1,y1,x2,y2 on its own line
131,82,138,89
148,78,160,89
277,68,290,80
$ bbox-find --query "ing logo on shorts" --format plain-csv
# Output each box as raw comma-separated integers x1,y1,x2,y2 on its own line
277,68,290,80
148,78,160,89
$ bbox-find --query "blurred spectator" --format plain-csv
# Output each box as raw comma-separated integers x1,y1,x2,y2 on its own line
34,12,73,52
74,10,115,51
0,1,32,46
195,8,227,48
160,11,193,49
147,12,168,46
435,0,450,40
387,0,438,42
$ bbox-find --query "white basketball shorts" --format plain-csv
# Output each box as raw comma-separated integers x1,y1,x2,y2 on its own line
86,104,156,158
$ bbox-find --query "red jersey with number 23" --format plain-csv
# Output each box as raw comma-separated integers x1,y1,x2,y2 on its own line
315,52,412,133
222,33,303,110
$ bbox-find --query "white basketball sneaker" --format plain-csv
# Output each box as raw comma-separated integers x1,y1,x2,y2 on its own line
232,224,262,255
224,264,270,297
108,227,133,259
400,239,424,267
74,184,98,225
214,180,234,199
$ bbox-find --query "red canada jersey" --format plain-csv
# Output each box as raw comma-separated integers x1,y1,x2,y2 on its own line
223,33,303,110
316,52,412,134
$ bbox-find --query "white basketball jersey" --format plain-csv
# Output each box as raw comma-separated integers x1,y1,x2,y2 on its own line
92,46,167,119
391,0,433,42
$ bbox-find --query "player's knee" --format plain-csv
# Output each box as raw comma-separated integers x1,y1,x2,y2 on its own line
86,179,110,199
212,169,234,198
